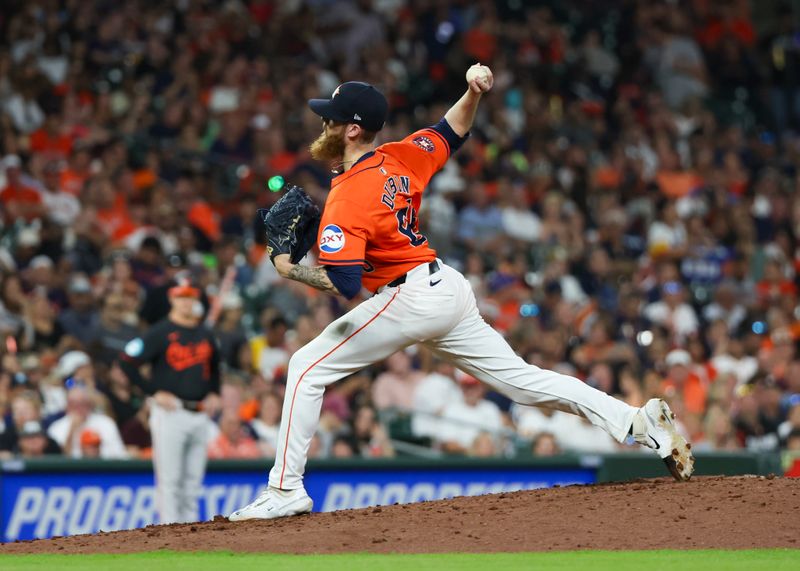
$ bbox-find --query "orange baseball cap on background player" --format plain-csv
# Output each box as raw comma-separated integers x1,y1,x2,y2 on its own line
308,81,388,132
168,281,200,298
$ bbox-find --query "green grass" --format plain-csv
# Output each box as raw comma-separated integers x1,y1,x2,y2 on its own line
0,550,798,571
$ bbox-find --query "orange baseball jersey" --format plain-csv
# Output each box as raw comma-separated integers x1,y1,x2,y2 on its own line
317,127,452,292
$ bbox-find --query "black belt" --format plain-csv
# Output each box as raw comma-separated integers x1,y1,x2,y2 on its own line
386,260,440,288
180,399,203,412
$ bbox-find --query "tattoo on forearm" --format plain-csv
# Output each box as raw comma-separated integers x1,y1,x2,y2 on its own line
287,265,339,294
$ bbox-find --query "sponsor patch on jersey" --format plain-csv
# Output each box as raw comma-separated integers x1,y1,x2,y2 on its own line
412,135,435,152
124,338,144,358
320,224,346,254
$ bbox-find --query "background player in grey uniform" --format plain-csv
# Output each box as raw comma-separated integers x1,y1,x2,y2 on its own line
119,282,220,524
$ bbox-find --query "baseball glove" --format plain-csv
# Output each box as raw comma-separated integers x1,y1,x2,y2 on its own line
258,185,321,264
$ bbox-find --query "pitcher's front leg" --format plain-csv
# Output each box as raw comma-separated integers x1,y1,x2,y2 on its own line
269,289,411,491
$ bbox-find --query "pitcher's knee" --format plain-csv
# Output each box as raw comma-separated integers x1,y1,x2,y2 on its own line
286,354,327,396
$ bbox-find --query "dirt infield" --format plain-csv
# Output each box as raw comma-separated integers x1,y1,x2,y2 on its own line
1,476,797,554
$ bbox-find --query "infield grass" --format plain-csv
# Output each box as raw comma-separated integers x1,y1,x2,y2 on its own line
1,549,798,570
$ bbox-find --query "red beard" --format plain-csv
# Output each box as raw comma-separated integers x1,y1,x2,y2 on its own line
309,128,346,163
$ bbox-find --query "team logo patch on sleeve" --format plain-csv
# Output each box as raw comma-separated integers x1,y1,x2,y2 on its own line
320,224,346,253
125,338,144,357
412,135,435,152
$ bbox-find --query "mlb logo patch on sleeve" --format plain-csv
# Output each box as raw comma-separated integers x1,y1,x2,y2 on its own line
320,224,346,253
412,135,435,152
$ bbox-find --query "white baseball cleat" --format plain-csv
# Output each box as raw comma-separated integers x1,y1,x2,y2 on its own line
228,486,313,521
631,398,695,481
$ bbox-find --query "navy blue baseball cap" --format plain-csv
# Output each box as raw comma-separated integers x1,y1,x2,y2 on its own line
308,82,388,132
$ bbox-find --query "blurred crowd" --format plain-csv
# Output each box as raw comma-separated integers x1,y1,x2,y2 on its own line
2,0,800,471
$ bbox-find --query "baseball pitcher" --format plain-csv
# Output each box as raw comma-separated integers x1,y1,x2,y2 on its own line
230,65,694,521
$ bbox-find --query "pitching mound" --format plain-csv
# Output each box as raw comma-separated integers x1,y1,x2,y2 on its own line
1,476,797,554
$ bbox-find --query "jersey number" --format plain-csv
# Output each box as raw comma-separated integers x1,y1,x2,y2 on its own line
396,206,427,247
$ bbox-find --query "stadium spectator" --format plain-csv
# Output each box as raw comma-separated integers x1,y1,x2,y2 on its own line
57,275,101,346
531,432,560,457
469,432,499,458
250,392,282,457
411,361,462,439
437,375,504,455
101,362,142,431
120,399,152,459
0,391,49,458
372,350,424,413
90,293,139,367
643,281,700,343
651,14,709,109
346,405,394,458
252,315,290,382
47,386,127,459
208,410,261,460
331,435,356,458
54,350,96,392
456,181,505,254
661,349,708,416
15,420,62,457
0,155,43,223
79,429,103,458
214,293,248,370
778,403,800,445
696,403,741,452
0,272,27,337
702,281,747,334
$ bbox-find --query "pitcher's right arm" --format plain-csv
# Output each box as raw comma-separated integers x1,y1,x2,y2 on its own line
444,64,494,137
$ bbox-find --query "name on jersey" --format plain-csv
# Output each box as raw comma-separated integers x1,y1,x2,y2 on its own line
320,224,346,253
381,175,410,210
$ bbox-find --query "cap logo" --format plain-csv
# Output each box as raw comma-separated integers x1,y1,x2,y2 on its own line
332,85,341,98
354,113,361,121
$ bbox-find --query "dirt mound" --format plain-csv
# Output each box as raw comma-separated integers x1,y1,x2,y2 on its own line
1,476,798,554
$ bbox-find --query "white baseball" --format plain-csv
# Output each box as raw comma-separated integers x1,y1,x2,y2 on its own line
466,64,489,84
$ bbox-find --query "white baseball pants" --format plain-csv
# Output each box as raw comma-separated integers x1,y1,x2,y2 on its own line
150,403,209,523
269,261,638,490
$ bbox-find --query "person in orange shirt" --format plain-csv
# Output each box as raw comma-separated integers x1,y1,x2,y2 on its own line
60,143,92,197
29,115,73,160
207,411,261,459
230,67,693,522
661,349,707,415
756,259,798,307
0,155,44,223
88,175,137,242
